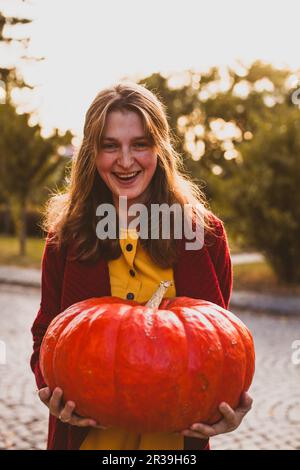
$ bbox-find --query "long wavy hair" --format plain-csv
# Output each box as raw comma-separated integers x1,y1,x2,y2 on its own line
42,81,216,268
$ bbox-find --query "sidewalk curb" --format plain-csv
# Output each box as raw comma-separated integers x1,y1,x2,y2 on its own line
0,266,299,315
229,291,300,316
0,266,41,288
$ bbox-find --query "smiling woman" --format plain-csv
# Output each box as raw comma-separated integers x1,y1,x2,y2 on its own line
30,81,252,451
96,110,158,208
40,81,216,268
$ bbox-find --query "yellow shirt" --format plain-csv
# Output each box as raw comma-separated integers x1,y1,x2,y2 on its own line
80,229,183,450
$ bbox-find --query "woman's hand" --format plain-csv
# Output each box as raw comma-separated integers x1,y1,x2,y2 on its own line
38,386,109,429
181,392,253,439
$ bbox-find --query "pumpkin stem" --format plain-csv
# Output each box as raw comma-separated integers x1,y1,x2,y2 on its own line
145,280,173,309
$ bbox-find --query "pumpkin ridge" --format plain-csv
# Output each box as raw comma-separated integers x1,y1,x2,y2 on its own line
112,305,124,428
169,304,224,424
53,304,101,394
218,308,255,392
202,310,226,422
197,305,243,422
172,307,195,428
196,308,226,423
84,303,132,424
108,303,135,428
218,309,248,392
40,302,99,388
113,304,147,430
155,307,190,431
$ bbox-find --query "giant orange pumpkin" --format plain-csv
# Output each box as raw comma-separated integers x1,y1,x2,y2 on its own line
40,281,255,433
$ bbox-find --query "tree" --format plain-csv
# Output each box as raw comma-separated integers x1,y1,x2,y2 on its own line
140,62,293,180
139,62,300,283
0,2,43,105
0,2,72,255
0,103,72,255
225,105,300,284
0,2,37,242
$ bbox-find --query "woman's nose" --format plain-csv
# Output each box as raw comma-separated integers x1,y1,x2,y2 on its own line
117,149,134,168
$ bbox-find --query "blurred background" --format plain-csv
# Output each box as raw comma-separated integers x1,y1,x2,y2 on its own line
0,0,299,450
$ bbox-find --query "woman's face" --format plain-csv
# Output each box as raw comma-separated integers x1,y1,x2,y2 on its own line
96,110,158,206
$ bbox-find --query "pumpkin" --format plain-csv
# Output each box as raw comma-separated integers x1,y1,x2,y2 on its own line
40,281,255,432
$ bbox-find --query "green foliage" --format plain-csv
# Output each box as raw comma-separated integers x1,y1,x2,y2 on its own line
140,62,300,284
0,235,44,268
0,103,72,254
226,106,300,283
0,4,71,255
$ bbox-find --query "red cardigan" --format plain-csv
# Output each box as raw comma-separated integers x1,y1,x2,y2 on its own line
30,214,232,450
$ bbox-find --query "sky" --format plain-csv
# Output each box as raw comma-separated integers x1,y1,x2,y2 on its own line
1,0,300,139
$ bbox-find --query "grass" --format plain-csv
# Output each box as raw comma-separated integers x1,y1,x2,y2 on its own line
233,262,300,296
227,232,252,255
0,236,299,296
0,235,45,268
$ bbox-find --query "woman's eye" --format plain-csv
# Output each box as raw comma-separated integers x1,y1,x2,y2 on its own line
134,142,147,148
103,144,117,149
101,142,149,150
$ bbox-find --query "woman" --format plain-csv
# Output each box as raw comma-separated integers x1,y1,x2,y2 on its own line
30,81,253,450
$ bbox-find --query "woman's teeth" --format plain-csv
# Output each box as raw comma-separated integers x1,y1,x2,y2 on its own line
113,171,141,181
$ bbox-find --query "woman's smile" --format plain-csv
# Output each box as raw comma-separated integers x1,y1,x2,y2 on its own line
112,170,143,185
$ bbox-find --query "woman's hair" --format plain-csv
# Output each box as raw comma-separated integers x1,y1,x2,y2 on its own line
41,81,216,267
